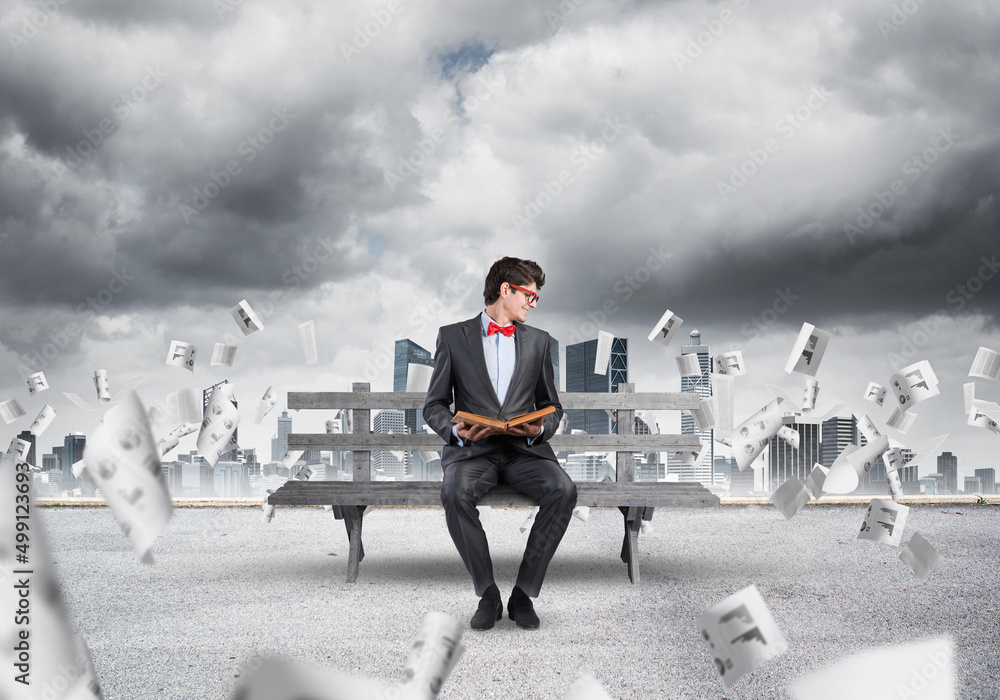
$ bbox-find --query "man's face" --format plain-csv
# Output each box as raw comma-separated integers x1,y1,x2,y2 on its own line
502,281,538,323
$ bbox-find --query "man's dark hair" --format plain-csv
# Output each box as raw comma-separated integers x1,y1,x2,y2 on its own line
483,257,546,305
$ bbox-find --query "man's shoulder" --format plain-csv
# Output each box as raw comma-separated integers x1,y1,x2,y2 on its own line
515,321,551,342
438,316,479,337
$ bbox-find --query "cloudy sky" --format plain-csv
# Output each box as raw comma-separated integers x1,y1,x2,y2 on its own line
1,0,999,483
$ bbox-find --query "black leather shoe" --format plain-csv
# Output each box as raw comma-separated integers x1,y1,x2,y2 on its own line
470,595,503,630
507,589,540,630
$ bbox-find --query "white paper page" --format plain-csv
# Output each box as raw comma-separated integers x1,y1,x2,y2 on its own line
905,434,949,470
211,343,238,366
406,363,434,392
802,463,828,500
863,381,887,407
968,407,1000,434
784,323,831,376
647,308,683,347
0,397,26,424
196,383,240,467
801,378,819,412
594,330,614,375
963,382,975,415
714,350,746,377
166,388,202,426
83,392,172,562
770,476,810,519
696,584,787,690
732,400,783,472
968,345,1000,380
776,426,800,450
889,359,940,408
970,398,1000,423
826,434,889,494
29,404,57,436
26,370,49,395
691,397,717,431
713,374,735,438
6,437,30,461
231,298,265,335
299,320,319,365
764,383,797,405
886,407,916,433
63,392,95,412
93,368,111,402
109,373,148,403
676,353,702,377
165,340,197,372
854,413,883,443
255,385,278,425
899,533,942,582
858,498,909,546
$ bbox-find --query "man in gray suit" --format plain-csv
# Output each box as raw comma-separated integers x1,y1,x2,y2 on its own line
423,257,577,630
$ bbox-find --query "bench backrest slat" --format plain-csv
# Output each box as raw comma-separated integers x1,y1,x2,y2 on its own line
289,391,700,411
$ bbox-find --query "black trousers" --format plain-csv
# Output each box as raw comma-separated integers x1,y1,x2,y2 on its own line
440,441,578,598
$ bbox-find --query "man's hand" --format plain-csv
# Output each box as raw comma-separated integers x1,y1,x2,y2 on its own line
455,421,502,442
504,417,544,438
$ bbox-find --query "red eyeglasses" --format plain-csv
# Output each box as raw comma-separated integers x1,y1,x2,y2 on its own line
508,283,539,304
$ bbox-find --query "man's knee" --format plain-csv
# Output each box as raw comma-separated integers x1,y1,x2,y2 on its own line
441,477,476,509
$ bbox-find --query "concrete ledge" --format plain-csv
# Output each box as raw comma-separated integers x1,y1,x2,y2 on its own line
36,495,996,507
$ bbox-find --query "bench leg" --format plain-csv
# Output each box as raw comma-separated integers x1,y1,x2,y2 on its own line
341,505,365,583
618,506,642,584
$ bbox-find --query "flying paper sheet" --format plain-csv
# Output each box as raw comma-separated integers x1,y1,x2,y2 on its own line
899,533,942,582
713,374,734,439
764,383,797,406
886,407,916,433
594,330,614,375
963,382,975,415
262,490,276,523
93,368,111,402
26,370,49,395
109,374,148,404
211,343,238,367
790,637,953,700
82,392,172,562
784,323,831,376
802,463,828,500
299,320,319,365
396,611,466,700
970,398,1000,424
770,476,810,519
732,400,783,472
647,308,683,347
406,363,434,393
825,435,889,494
166,388,202,427
197,383,240,468
857,498,909,546
968,346,1000,380
572,506,590,522
157,435,180,457
673,446,703,468
801,378,819,412
255,385,278,425
690,397,717,432
63,392,95,412
166,340,197,372
676,353,702,377
563,675,614,700
776,426,800,450
279,450,305,472
0,456,105,700
6,437,30,462
29,404,57,437
228,657,386,700
863,381,887,407
854,413,883,443
882,448,906,500
697,584,788,690
0,397,26,424
231,298,265,336
714,350,746,377
889,359,940,408
968,406,1000,434
169,422,198,440
905,434,949,470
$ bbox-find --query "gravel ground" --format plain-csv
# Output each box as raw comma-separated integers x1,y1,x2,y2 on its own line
40,503,1000,700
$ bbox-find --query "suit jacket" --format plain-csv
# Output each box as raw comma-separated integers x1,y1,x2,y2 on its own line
423,315,563,467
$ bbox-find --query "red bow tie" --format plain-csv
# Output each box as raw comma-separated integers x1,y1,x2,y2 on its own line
487,321,515,337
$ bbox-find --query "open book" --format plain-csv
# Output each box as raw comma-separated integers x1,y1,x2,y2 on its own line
451,406,556,432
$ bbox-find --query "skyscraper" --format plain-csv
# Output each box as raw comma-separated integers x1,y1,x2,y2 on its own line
16,430,35,465
394,339,435,479
204,380,238,462
62,432,86,492
550,337,561,392
565,337,628,435
271,410,292,462
670,330,713,484
766,416,821,494
820,415,857,468
936,452,958,495
373,409,406,479
974,468,996,495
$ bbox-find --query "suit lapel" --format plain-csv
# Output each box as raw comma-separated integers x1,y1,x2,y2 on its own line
463,316,502,411
501,322,530,414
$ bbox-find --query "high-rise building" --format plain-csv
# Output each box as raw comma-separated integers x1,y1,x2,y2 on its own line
820,415,857,468
565,337,628,435
373,409,406,479
729,455,755,496
974,468,996,495
16,430,35,465
766,416,821,494
394,339,435,480
964,476,982,494
214,460,248,498
61,433,86,492
713,456,732,481
42,453,58,471
669,330,713,484
563,453,613,482
899,448,919,494
204,380,238,461
550,337,561,392
271,410,293,462
936,452,958,495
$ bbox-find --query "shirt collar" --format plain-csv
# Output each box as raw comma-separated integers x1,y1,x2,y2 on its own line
480,310,514,336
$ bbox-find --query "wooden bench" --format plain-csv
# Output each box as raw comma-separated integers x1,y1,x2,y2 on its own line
268,383,720,584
